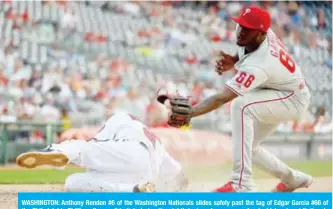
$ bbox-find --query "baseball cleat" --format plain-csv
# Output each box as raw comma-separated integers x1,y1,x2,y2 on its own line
16,145,68,169
213,181,236,192
272,173,313,192
133,182,156,192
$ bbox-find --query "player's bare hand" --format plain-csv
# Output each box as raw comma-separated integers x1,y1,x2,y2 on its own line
215,51,237,75
58,129,84,143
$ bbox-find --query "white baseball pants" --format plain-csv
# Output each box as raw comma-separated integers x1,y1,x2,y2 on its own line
51,139,152,192
51,139,184,192
230,88,311,191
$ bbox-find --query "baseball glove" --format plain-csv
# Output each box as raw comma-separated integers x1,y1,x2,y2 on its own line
157,94,193,128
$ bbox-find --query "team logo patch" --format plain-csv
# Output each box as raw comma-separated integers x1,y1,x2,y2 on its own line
243,8,251,16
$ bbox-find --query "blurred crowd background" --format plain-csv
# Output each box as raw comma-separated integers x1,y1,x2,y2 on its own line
0,1,331,143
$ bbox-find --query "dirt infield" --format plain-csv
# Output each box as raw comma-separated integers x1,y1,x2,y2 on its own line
1,177,331,209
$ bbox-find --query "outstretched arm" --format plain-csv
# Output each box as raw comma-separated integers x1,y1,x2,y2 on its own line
191,87,238,118
192,64,269,118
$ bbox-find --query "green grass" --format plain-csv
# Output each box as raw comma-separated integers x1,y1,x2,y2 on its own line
0,161,331,184
0,167,84,184
185,161,332,182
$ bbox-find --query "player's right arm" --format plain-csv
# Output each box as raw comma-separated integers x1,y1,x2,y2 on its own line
192,65,268,118
234,54,239,62
191,86,238,117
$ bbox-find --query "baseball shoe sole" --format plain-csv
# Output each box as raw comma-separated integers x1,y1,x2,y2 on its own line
16,151,69,169
133,182,156,192
272,176,313,192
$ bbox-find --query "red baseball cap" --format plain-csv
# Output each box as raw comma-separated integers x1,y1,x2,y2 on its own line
231,5,271,32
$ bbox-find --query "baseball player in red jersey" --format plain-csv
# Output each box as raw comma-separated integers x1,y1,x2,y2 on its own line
167,5,313,192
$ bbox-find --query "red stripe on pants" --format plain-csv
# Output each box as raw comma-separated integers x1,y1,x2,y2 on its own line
238,91,295,187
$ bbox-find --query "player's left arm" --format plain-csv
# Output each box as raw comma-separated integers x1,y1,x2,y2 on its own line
58,113,125,143
191,66,268,118
58,127,100,142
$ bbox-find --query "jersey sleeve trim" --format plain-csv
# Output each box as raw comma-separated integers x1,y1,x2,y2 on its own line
235,65,269,79
225,83,243,96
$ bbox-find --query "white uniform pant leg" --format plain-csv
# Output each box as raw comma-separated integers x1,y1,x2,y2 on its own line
53,140,152,177
64,172,137,192
252,122,297,185
230,90,304,190
52,140,153,191
79,140,153,180
51,139,87,166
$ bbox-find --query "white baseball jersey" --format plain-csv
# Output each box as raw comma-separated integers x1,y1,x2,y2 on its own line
225,29,307,96
224,29,312,191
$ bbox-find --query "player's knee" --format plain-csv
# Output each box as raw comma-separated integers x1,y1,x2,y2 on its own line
231,97,252,116
252,147,259,156
231,97,246,112
64,174,83,192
